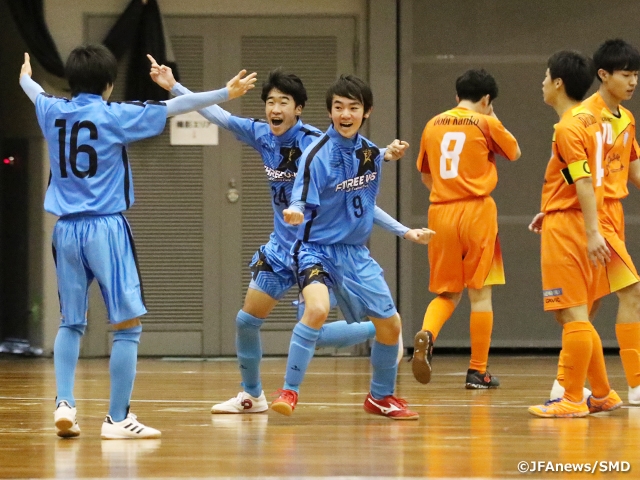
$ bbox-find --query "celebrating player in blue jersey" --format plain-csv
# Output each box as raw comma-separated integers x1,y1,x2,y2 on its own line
19,44,256,438
148,57,432,414
273,74,429,420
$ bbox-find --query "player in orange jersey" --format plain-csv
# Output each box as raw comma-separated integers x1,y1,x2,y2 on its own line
528,51,621,418
545,39,640,406
411,69,520,388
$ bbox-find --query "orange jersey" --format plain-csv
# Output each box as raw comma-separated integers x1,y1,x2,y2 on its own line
582,92,640,200
540,105,604,213
416,107,519,203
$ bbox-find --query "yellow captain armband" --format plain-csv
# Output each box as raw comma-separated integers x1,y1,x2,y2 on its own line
561,159,591,185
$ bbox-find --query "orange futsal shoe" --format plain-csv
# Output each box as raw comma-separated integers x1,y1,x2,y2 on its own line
587,390,623,414
363,392,419,420
528,398,589,418
271,389,298,416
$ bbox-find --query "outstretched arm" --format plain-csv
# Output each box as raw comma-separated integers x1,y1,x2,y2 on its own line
149,54,238,127
19,53,43,104
373,206,434,245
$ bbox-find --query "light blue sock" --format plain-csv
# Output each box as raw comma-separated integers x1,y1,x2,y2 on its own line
108,325,142,422
283,322,320,392
316,320,376,349
54,324,85,407
370,340,399,399
236,310,265,398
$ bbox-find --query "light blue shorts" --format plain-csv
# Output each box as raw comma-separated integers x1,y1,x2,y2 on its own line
52,213,146,326
248,238,297,301
294,242,397,323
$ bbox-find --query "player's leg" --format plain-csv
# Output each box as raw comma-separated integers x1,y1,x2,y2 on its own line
413,202,464,384
271,280,331,416
530,210,595,418
463,197,502,388
466,285,499,389
614,280,640,405
86,214,159,438
213,242,289,413
365,313,418,420
51,218,91,438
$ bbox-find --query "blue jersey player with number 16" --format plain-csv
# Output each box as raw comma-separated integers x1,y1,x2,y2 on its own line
19,44,256,438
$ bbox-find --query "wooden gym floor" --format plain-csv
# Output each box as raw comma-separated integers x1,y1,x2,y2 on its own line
0,353,638,479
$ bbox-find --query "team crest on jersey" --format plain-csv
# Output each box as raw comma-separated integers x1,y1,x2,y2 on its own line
264,146,302,182
606,152,623,175
335,145,380,192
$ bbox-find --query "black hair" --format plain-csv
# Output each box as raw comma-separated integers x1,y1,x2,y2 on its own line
455,69,498,103
593,39,640,81
260,69,307,108
65,44,117,97
325,75,373,113
547,50,595,101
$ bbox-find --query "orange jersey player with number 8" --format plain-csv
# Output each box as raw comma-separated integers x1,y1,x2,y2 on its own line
412,69,520,389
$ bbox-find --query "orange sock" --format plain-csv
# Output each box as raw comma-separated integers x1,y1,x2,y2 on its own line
557,329,567,386
586,323,611,398
616,322,640,388
562,321,592,403
421,296,456,339
469,311,493,372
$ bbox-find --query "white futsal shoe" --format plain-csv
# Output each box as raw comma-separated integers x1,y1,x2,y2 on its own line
211,391,268,414
55,400,81,438
549,379,592,402
629,385,640,405
101,412,161,439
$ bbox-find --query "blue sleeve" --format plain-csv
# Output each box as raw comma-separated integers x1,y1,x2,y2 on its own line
109,102,169,143
373,206,409,237
20,75,44,104
172,83,231,129
165,87,229,116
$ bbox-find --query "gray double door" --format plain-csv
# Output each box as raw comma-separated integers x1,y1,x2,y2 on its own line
82,16,356,356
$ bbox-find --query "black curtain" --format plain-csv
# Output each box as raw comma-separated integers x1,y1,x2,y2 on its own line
5,0,65,78
104,0,180,101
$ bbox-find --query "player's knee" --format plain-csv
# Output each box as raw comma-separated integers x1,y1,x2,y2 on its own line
302,301,330,324
441,291,462,306
61,323,86,336
113,325,142,344
236,310,265,330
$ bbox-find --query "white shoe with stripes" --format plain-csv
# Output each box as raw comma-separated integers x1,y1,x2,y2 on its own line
101,412,161,439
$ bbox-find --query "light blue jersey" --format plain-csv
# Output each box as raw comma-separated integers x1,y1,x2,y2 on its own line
227,117,323,247
35,93,167,216
290,125,383,245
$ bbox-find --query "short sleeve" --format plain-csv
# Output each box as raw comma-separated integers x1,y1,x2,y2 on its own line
631,137,640,162
35,93,56,134
416,126,430,173
109,101,168,144
227,116,263,150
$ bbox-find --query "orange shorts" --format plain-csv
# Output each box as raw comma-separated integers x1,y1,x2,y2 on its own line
594,199,640,299
541,209,603,311
427,196,504,294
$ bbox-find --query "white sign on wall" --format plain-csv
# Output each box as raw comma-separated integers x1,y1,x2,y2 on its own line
170,111,219,145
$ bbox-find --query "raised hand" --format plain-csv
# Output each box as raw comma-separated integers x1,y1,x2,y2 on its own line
384,139,410,161
20,52,32,79
147,54,176,91
226,70,258,99
403,227,435,245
